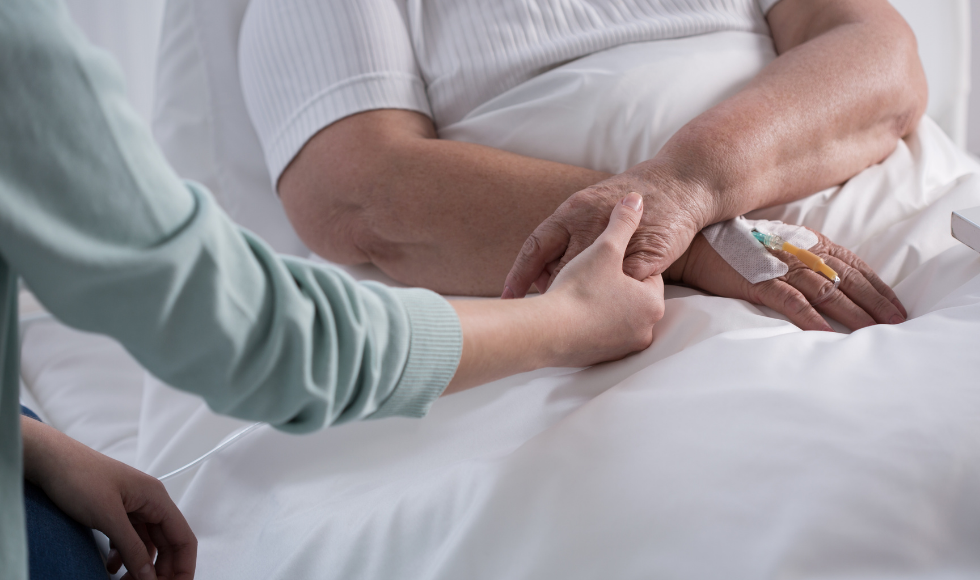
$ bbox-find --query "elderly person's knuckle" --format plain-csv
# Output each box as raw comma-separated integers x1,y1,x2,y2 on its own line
778,286,810,317
837,263,860,286
566,189,605,215
629,232,671,261
781,267,808,287
868,293,895,317
519,232,544,259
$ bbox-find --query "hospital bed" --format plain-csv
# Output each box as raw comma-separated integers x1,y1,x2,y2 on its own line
20,1,980,578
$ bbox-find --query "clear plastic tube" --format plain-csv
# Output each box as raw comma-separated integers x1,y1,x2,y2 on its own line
157,422,265,482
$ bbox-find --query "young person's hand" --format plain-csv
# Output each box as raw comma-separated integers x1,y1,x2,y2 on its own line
447,192,664,393
664,228,907,332
21,417,196,580
543,192,666,366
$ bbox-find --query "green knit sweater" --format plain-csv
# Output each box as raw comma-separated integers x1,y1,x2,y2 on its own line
0,2,462,578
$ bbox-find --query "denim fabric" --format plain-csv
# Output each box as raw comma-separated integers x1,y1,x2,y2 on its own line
21,406,108,580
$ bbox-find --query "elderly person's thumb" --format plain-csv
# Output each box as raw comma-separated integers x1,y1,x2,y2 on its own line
596,192,643,256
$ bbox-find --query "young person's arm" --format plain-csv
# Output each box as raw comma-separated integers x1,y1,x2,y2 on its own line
446,193,663,393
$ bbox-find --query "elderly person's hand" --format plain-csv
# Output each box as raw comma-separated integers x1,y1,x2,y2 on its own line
502,168,711,299
665,227,908,332
22,417,197,580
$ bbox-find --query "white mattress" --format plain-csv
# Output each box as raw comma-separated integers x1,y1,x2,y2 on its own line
21,32,980,580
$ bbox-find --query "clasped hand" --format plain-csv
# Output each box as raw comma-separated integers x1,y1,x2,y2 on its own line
505,177,906,332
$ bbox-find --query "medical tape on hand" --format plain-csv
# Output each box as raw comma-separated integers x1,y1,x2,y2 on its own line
702,217,818,284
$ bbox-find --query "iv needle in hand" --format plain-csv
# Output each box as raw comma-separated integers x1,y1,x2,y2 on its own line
752,230,840,289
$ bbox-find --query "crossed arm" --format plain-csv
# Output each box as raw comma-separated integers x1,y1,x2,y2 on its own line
277,0,926,298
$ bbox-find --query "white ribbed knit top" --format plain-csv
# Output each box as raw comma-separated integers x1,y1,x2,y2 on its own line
240,0,782,182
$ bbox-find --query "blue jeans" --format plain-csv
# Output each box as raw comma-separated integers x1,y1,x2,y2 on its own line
21,406,108,580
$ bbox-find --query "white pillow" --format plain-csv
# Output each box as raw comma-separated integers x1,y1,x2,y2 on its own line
441,32,776,174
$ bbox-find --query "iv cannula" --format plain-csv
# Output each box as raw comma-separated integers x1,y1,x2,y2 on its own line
752,230,841,289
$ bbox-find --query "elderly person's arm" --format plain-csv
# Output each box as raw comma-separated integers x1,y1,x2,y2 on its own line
264,0,924,300
505,0,927,296
277,110,610,296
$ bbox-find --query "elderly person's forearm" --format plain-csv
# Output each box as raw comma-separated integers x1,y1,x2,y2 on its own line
636,0,927,227
503,0,927,296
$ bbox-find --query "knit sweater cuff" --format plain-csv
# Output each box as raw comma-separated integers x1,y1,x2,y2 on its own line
371,288,462,419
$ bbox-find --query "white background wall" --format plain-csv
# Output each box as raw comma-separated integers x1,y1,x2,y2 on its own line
968,4,980,155
62,0,165,125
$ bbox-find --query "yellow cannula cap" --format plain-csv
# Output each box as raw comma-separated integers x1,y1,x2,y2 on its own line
782,242,839,283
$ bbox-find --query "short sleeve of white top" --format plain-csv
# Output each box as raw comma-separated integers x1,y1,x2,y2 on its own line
240,0,782,184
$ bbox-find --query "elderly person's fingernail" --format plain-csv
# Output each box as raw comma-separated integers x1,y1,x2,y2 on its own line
890,314,905,325
501,285,515,300
622,192,642,212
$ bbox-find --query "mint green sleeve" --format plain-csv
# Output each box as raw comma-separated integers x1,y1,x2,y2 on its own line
0,0,462,431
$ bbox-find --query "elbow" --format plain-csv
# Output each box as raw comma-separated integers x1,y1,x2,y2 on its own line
888,19,928,139
279,182,375,265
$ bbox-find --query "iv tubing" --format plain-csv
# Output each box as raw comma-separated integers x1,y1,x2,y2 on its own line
157,422,265,482
18,310,267,483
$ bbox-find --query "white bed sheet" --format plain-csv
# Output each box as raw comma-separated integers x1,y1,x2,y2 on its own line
19,21,980,579
123,117,980,580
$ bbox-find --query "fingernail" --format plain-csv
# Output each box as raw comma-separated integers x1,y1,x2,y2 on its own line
621,192,642,212
107,549,118,561
139,563,156,580
889,314,905,325
501,285,515,300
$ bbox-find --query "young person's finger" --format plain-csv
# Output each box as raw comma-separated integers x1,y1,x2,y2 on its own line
594,192,643,256
107,543,123,574
152,511,197,580
101,507,158,580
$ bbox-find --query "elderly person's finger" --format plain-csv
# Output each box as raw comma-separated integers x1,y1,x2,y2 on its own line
503,218,570,299
544,236,604,292
775,264,873,330
825,243,908,318
751,278,834,332
822,255,905,325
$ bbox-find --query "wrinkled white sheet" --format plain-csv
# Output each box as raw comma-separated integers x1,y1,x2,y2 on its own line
124,117,980,579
